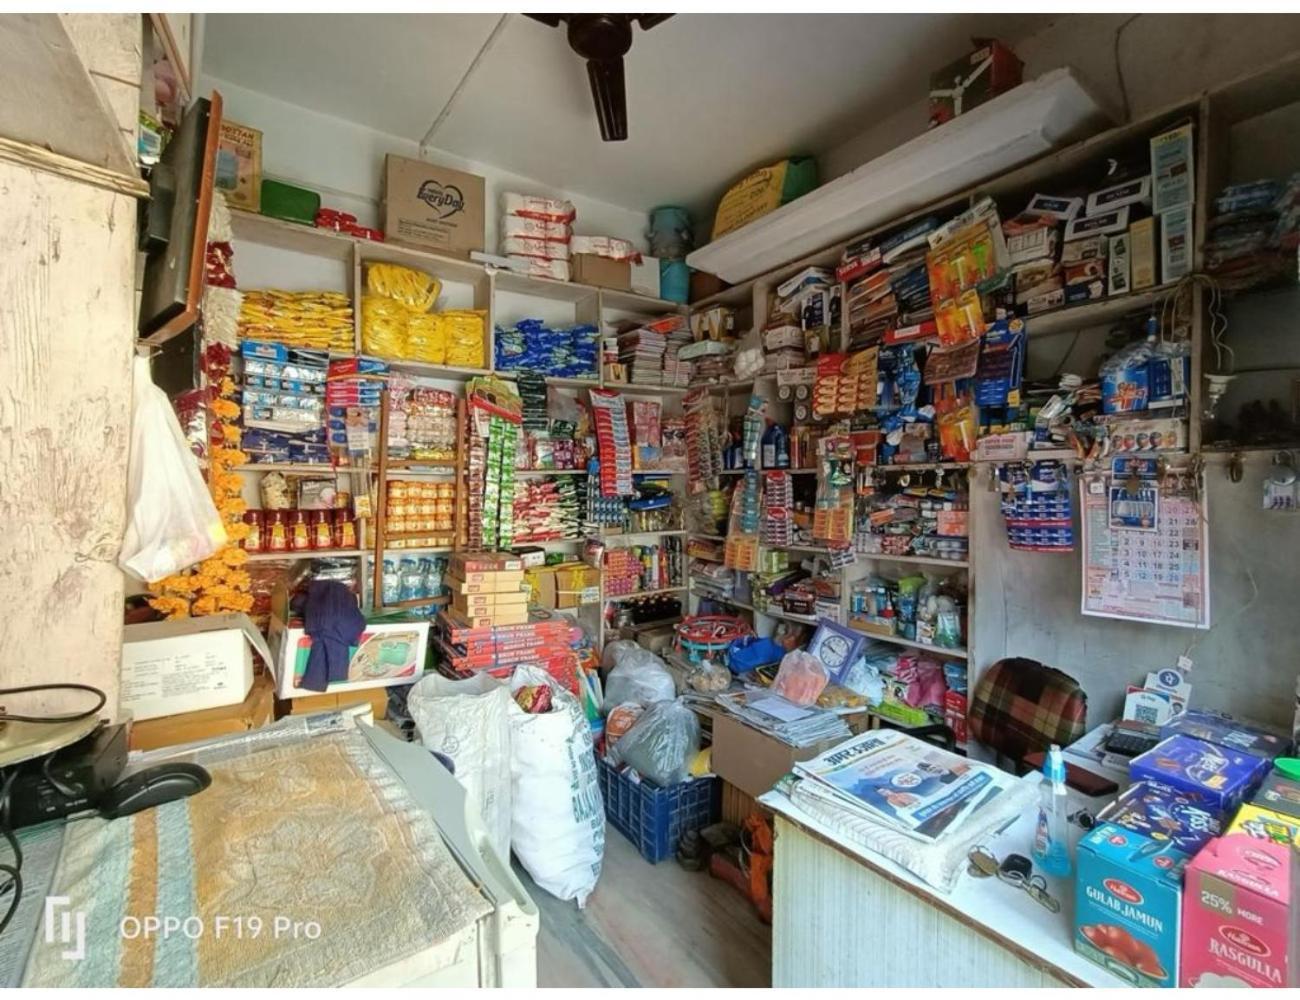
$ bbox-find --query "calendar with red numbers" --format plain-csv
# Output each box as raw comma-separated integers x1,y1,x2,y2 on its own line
1079,470,1210,628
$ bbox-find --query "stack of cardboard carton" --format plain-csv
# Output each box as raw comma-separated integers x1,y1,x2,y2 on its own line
449,552,530,627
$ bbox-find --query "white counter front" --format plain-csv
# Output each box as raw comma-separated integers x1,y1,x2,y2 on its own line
761,789,1129,988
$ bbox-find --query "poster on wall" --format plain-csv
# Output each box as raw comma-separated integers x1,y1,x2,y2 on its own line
1106,457,1160,532
1080,467,1209,629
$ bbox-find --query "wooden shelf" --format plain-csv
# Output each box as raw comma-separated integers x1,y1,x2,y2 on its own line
598,287,688,315
244,548,366,562
602,529,687,540
754,605,821,626
606,382,690,396
1024,282,1181,338
236,463,357,475
382,545,455,556
845,623,969,660
689,532,727,542
605,586,687,601
515,468,589,477
229,209,356,262
865,462,971,473
497,372,600,389
857,551,972,566
493,269,600,302
380,595,450,610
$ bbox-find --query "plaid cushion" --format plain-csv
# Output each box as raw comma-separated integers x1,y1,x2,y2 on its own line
968,657,1087,764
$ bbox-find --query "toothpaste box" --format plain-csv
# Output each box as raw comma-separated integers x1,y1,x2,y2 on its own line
1129,735,1271,818
1076,821,1188,987
1099,780,1222,856
1162,710,1293,761
1180,834,1297,988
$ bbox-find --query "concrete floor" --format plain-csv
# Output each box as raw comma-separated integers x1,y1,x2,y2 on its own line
517,826,772,988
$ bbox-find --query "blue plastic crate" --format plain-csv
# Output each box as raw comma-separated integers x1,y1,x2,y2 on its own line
598,757,720,863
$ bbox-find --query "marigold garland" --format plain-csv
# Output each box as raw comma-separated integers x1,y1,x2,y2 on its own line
148,339,254,618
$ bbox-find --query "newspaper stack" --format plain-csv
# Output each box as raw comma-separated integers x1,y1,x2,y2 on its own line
617,327,667,385
715,689,851,748
663,324,693,387
793,729,1014,842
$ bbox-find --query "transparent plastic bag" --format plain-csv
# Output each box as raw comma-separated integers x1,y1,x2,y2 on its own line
609,698,701,787
603,647,676,708
772,649,829,706
119,358,226,582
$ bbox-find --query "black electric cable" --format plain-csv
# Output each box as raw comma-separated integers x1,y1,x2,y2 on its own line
0,769,20,937
0,683,106,724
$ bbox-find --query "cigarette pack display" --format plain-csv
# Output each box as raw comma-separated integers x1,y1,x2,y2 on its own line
1130,217,1159,289
1108,233,1132,296
1086,176,1152,217
1064,206,1131,242
1160,203,1193,283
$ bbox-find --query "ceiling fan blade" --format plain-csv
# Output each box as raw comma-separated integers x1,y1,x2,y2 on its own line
585,56,627,142
634,14,674,30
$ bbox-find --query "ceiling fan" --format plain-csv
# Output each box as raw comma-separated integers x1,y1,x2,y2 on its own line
526,13,674,142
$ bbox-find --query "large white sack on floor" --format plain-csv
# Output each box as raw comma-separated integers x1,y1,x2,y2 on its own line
603,647,676,709
408,672,513,861
507,665,604,906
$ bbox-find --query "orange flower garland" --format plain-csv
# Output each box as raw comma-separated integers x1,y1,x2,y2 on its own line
148,342,254,618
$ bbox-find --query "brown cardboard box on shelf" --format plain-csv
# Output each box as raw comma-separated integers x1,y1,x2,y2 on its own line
215,120,262,211
128,673,275,752
572,253,632,292
277,685,388,720
382,153,485,258
710,713,846,800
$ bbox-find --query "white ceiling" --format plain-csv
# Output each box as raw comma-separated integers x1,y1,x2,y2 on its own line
202,13,1053,218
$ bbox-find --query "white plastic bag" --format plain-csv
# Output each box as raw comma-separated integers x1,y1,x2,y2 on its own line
507,665,604,906
119,357,226,582
603,648,676,709
609,698,701,787
407,672,513,861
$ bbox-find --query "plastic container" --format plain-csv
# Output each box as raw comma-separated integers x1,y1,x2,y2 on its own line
660,259,690,304
597,756,720,863
1032,743,1072,876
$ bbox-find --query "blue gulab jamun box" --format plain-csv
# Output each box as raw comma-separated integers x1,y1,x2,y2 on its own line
1129,735,1271,818
1075,821,1189,987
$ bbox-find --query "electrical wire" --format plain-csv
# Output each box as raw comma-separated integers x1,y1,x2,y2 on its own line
1113,14,1142,123
0,683,106,940
0,684,106,724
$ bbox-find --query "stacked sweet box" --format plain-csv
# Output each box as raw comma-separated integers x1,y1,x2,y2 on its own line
445,552,529,628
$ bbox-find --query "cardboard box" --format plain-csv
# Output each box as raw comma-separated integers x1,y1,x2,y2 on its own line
1130,217,1158,289
128,672,275,752
267,615,428,700
1129,735,1271,818
279,685,388,720
572,253,631,292
1075,821,1187,987
449,571,527,595
1181,834,1297,987
121,613,272,722
215,120,262,212
382,153,485,258
451,552,523,574
929,39,1024,129
630,254,661,298
1227,802,1300,848
710,713,842,799
712,157,818,239
1254,772,1300,819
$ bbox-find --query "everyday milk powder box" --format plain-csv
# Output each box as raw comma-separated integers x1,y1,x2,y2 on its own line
1180,834,1297,988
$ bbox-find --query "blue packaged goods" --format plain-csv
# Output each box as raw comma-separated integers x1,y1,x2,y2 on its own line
1160,709,1292,761
1129,735,1271,817
1075,820,1187,987
1098,779,1221,855
495,319,599,380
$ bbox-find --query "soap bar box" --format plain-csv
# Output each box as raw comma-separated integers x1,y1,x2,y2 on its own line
1180,834,1297,988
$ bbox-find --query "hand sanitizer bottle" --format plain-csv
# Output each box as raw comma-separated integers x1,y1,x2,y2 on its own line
1031,744,1072,877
